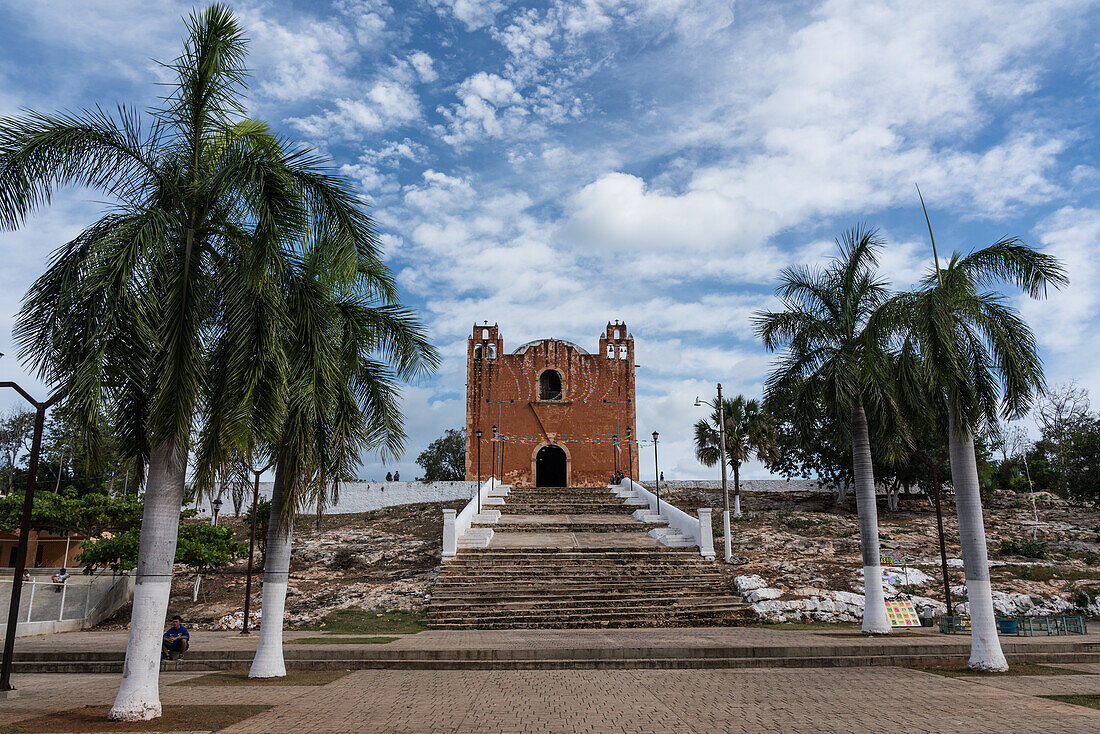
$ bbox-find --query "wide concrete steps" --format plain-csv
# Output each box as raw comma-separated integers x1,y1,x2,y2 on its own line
476,514,660,533
436,486,731,628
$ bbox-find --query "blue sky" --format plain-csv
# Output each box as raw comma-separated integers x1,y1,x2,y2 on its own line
1,0,1099,481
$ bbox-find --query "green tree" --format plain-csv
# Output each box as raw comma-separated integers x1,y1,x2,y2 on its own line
0,489,142,536
896,223,1067,672
0,408,35,493
693,396,777,518
416,429,466,481
754,225,901,635
1,5,370,721
77,521,245,575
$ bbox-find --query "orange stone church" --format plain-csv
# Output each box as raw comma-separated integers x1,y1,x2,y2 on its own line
465,321,639,487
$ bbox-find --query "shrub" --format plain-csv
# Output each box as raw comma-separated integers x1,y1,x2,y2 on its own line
999,537,1049,559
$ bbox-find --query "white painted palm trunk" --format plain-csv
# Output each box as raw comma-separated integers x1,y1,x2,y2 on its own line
948,409,1009,672
110,440,187,721
732,493,742,519
851,406,890,635
250,473,292,678
722,510,732,562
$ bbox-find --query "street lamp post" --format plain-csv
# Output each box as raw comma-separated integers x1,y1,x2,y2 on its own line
475,429,482,515
491,426,498,482
211,497,223,526
651,431,660,516
0,372,64,696
612,434,619,476
486,398,513,481
625,428,633,484
696,385,732,562
241,461,272,636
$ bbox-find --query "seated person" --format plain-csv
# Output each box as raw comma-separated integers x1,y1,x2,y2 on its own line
162,616,190,660
51,567,69,592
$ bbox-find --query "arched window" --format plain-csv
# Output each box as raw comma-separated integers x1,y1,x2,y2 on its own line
481,328,489,339
539,369,562,400
473,344,483,360
613,328,620,339
618,344,628,359
488,343,497,359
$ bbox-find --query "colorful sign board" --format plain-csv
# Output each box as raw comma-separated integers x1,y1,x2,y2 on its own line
884,599,922,627
880,554,907,565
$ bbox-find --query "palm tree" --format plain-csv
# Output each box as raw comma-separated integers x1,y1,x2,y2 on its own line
693,395,777,518
896,209,1067,670
753,225,901,635
192,239,438,678
2,5,375,720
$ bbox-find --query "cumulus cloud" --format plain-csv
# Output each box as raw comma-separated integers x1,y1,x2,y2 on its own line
288,80,420,140
431,0,507,30
439,72,530,146
408,51,438,83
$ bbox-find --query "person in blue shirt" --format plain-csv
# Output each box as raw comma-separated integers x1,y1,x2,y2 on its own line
162,615,190,660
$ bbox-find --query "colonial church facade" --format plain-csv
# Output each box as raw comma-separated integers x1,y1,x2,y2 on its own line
465,321,639,487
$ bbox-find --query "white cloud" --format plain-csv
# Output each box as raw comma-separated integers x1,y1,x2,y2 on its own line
408,51,438,83
287,80,420,140
439,72,530,146
432,0,507,30
1023,208,1100,354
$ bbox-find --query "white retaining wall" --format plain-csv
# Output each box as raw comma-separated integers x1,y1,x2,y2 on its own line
639,479,833,493
192,480,478,518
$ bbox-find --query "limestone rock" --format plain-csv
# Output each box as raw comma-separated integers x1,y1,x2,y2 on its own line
734,575,768,593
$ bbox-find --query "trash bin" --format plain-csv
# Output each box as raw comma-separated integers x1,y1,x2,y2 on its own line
997,618,1018,635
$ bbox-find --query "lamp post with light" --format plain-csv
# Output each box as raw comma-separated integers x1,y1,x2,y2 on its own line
625,427,634,484
0,353,64,697
475,429,482,515
241,460,273,636
651,431,660,516
211,497,223,526
491,426,498,482
695,383,732,562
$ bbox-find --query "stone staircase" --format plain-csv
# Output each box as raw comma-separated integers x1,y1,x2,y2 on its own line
429,485,748,629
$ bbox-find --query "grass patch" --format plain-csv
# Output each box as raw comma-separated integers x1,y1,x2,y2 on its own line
0,705,270,733
1042,695,1100,710
909,661,1088,678
999,537,1049,559
171,670,350,686
312,609,426,635
291,636,397,645
1001,565,1100,582
781,515,831,531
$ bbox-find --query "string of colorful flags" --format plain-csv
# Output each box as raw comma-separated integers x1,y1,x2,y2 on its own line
475,433,652,447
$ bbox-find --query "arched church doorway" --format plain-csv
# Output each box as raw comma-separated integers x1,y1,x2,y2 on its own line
535,444,568,487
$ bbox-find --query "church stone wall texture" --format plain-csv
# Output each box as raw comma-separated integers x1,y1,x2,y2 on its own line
465,321,639,487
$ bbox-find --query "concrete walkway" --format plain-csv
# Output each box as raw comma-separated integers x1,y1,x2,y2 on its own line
3,667,1100,732
10,625,1100,654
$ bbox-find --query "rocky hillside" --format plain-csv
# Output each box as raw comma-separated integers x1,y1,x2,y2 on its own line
95,489,1100,630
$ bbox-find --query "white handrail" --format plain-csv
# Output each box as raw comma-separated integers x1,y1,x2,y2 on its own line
442,477,501,560
617,478,715,560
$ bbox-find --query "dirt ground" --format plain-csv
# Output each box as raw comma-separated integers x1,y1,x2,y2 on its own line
93,489,1100,629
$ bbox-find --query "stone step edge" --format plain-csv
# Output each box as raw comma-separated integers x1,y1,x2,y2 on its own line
15,652,1100,673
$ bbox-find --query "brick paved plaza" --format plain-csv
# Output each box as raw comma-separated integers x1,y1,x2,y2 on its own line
4,628,1100,732
3,665,1100,733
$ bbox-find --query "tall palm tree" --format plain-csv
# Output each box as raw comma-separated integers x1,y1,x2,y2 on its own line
753,225,901,635
2,5,375,721
896,216,1066,671
192,238,437,678
693,395,778,518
